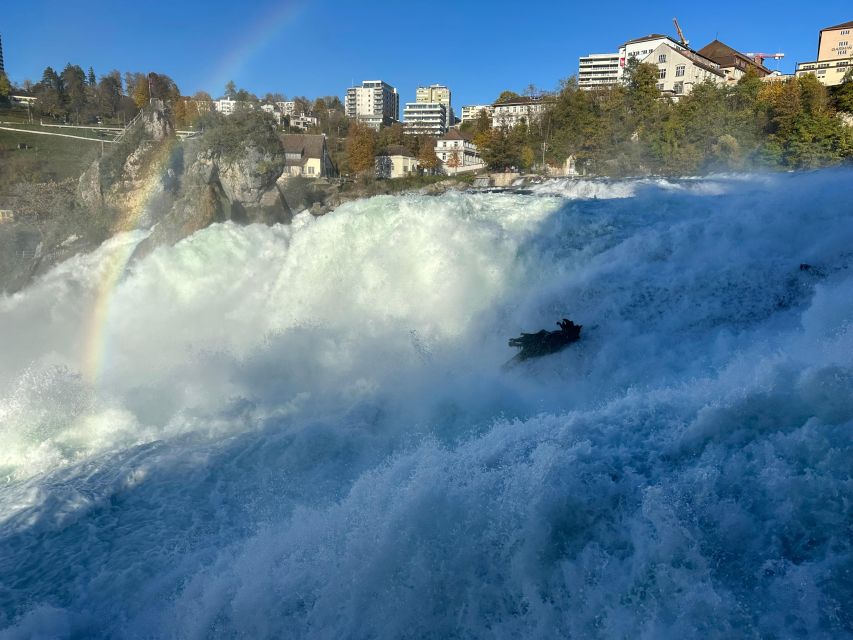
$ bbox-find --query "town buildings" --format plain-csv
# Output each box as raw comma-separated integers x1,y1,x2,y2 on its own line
375,145,419,179
281,134,336,178
460,105,493,122
213,98,241,115
345,80,399,130
403,101,448,136
491,96,549,129
795,21,853,87
697,40,770,83
435,129,483,174
578,35,689,90
643,43,726,96
0,34,5,74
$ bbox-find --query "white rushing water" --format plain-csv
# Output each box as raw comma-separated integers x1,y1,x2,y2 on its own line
0,170,852,638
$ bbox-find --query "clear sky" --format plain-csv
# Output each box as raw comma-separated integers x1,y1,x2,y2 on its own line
3,0,851,106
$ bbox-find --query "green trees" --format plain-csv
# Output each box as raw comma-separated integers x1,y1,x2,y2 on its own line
347,121,376,175
490,70,852,177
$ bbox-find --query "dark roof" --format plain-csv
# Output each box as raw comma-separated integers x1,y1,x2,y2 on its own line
623,33,678,46
379,145,415,157
280,134,325,160
697,39,770,75
822,20,853,31
440,129,472,141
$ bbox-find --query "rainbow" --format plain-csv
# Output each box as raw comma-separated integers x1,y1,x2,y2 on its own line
82,2,305,385
82,140,183,386
206,1,307,95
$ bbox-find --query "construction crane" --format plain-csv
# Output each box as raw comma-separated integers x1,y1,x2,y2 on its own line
673,17,689,46
745,52,785,63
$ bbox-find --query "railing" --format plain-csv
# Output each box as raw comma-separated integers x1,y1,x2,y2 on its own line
114,108,146,143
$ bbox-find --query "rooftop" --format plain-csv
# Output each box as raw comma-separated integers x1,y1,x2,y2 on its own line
822,20,853,31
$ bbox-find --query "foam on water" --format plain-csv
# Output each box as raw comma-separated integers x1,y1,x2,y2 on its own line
0,171,852,638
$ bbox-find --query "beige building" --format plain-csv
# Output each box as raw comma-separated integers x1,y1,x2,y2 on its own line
796,20,853,87
460,104,493,122
642,43,726,97
416,84,453,124
375,145,419,179
281,134,336,178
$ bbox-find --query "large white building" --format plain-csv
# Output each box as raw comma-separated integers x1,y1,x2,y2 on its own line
403,102,448,136
345,80,399,129
578,53,622,88
491,96,549,129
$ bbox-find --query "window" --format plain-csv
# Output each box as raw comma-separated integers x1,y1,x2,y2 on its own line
659,68,667,79
675,65,685,77
658,53,667,63
841,30,850,35
840,41,849,46
674,82,684,94
656,83,664,90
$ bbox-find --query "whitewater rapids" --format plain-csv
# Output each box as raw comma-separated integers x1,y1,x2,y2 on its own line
0,170,851,638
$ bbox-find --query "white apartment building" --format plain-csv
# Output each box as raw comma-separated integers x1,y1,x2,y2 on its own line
435,129,483,174
578,53,622,88
491,96,549,129
460,104,493,122
345,80,399,129
213,98,238,115
403,102,448,136
644,43,726,97
260,103,283,124
795,20,853,87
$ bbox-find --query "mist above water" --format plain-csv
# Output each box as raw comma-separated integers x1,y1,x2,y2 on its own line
1,170,851,638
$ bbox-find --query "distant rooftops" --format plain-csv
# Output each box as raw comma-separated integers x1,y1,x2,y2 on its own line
697,39,770,75
622,33,680,46
440,129,472,141
379,145,415,157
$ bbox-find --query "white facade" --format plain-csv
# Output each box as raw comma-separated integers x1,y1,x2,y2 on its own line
276,101,297,116
491,97,549,129
435,131,484,174
291,114,319,130
416,84,453,123
643,43,725,97
460,105,493,122
403,102,448,136
214,98,255,115
345,80,399,129
375,147,419,179
578,53,622,89
621,35,686,66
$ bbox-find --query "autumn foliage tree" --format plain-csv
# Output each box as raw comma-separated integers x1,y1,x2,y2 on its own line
347,121,376,175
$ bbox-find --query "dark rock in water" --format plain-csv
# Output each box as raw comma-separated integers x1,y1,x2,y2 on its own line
507,318,582,363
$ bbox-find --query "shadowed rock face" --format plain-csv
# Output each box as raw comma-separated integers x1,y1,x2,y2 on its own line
78,108,293,262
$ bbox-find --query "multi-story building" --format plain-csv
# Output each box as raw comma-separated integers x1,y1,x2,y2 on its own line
491,96,550,129
0,34,5,74
416,84,453,123
578,53,622,88
795,20,853,87
460,105,493,122
643,43,726,97
578,34,688,90
403,102,448,136
435,129,483,174
345,80,399,129
621,34,687,65
697,40,770,84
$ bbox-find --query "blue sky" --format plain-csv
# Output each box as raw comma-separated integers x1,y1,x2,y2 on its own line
3,0,851,106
